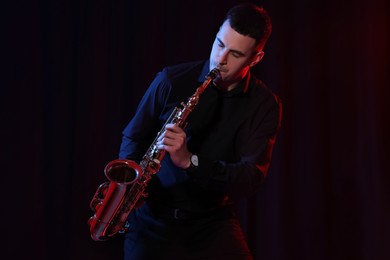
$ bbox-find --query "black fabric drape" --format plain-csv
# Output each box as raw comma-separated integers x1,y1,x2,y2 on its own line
3,0,389,259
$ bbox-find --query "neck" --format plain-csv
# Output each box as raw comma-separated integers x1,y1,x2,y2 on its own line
219,82,240,92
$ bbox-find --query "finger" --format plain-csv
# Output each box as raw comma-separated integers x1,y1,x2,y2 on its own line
162,129,185,142
165,123,176,129
158,129,174,141
165,124,184,134
157,143,174,153
160,138,177,146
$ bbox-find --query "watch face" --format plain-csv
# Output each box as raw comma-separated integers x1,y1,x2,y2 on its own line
191,154,199,167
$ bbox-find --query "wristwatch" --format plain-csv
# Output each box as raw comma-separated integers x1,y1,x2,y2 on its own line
189,154,199,168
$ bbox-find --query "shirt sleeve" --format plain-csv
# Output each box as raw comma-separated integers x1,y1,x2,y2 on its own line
119,70,170,161
188,93,282,197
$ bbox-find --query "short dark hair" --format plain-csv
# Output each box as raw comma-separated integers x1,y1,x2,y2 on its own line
223,3,272,50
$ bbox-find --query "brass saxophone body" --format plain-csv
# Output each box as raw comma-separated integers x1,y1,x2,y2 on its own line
88,68,220,241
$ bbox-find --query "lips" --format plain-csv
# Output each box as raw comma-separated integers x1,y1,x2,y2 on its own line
215,66,227,73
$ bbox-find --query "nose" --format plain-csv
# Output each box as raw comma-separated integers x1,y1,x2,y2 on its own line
217,50,228,65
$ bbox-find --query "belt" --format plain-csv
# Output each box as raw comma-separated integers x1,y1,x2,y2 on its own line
161,207,208,220
145,203,232,222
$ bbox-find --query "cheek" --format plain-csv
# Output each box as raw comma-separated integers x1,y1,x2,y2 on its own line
228,62,249,79
230,60,247,72
209,48,215,60
209,42,217,57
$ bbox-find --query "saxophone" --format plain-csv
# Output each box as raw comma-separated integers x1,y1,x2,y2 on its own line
88,68,220,241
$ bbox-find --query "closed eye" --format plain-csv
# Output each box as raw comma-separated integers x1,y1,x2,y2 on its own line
216,37,245,58
231,51,244,58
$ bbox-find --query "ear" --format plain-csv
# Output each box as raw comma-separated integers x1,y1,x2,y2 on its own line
249,51,264,67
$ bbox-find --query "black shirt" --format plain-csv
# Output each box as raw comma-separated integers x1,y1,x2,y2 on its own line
119,60,282,212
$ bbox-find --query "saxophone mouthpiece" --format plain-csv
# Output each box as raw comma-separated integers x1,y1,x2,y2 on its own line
207,68,221,86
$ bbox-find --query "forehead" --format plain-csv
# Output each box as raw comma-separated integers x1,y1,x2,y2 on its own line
217,20,257,53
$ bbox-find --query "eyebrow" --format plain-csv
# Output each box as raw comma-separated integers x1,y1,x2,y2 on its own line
217,37,246,57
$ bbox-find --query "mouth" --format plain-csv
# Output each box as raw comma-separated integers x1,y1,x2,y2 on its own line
215,66,227,73
211,63,227,72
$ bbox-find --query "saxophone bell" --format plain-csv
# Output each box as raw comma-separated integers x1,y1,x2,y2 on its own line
104,159,141,184
88,159,142,241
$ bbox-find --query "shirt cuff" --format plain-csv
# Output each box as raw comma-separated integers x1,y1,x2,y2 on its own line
186,155,218,186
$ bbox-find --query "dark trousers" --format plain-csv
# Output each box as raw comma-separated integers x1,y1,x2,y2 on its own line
124,203,253,260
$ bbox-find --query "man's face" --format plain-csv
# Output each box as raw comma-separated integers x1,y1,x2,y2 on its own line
209,20,263,90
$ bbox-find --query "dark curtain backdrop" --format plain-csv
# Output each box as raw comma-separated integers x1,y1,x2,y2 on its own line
3,0,389,259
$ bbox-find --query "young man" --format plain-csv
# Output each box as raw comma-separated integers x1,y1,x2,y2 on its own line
119,4,282,260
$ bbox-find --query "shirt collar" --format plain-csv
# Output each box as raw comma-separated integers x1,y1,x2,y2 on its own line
198,60,251,96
